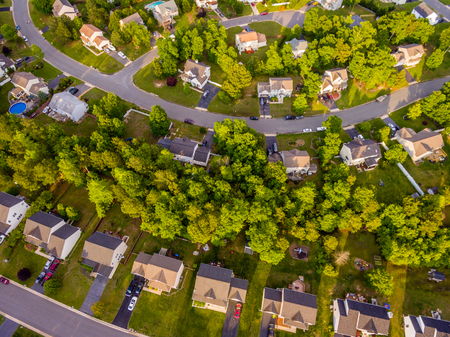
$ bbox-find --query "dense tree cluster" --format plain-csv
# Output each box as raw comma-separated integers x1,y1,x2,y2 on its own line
48,15,83,44
110,9,154,48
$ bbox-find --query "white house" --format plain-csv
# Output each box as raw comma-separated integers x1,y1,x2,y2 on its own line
195,0,218,9
52,0,78,20
46,224,81,260
340,138,381,170
23,211,65,248
0,54,15,72
153,0,179,27
317,0,343,11
49,92,88,122
258,78,293,99
392,44,425,67
11,72,48,96
280,149,312,174
286,38,308,59
0,192,29,236
192,147,211,167
395,127,444,162
79,24,110,51
404,315,450,337
412,3,439,25
120,12,146,30
320,68,348,94
180,59,211,89
132,252,184,295
235,30,267,54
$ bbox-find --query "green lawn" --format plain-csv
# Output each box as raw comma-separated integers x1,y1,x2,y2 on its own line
133,63,202,108
355,118,387,140
248,21,283,38
81,87,133,115
35,114,98,137
119,43,152,62
317,5,375,17
124,110,159,143
256,0,308,13
438,0,450,5
171,120,207,142
208,90,259,116
0,82,14,114
29,2,50,30
226,27,243,45
0,0,11,8
336,78,393,110
389,103,440,132
29,61,62,81
12,326,42,337
276,132,323,157
0,11,14,27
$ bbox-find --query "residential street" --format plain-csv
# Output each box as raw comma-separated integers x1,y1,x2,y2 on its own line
221,10,306,29
0,282,137,337
422,0,450,20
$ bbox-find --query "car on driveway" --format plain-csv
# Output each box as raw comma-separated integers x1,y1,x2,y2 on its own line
317,126,327,131
50,259,60,271
128,296,138,311
0,235,5,245
184,118,194,124
244,27,251,32
135,282,143,295
219,13,224,17
44,256,55,269
36,272,45,284
268,324,275,336
23,36,28,42
126,280,136,297
388,123,396,132
0,277,9,285
303,128,312,133
234,303,242,319
44,272,53,282
104,48,111,54
261,11,268,15
250,116,259,120
118,51,126,59
69,87,79,95
284,115,296,120
108,45,116,51
203,90,209,98
23,56,29,61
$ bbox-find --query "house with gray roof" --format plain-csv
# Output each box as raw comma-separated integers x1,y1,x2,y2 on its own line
23,211,65,249
152,0,178,27
157,138,172,150
404,314,450,337
169,137,198,163
0,192,29,236
412,3,439,25
52,0,78,20
49,92,88,122
192,263,248,313
286,38,308,59
81,231,127,278
333,298,390,337
0,54,15,71
119,12,146,29
46,224,81,259
192,147,211,167
340,138,381,170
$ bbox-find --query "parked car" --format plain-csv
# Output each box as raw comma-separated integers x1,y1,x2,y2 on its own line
267,147,273,156
184,118,194,124
260,97,265,106
317,126,327,131
44,256,55,269
296,115,304,120
219,13,224,17
108,45,116,51
202,140,207,147
23,56,29,61
268,324,275,336
234,303,242,319
43,272,53,282
30,112,37,118
69,87,79,95
23,36,28,42
15,58,22,64
388,123,396,132
273,143,278,153
16,25,20,30
118,51,126,59
376,95,387,102
128,296,138,311
261,11,268,15
0,34,3,39
250,116,259,120
35,272,45,284
322,95,330,102
0,277,9,285
135,282,143,295
0,235,5,245
126,280,136,297
284,115,295,120
303,128,312,133
49,259,60,271
327,93,333,100
244,27,251,32
203,90,209,98
251,2,255,5
104,48,111,54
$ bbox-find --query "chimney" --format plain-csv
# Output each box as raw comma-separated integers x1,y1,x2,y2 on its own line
195,59,198,64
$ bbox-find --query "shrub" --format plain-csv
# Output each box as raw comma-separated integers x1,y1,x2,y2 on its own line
66,206,81,221
167,76,177,87
199,127,207,134
17,268,32,281
218,90,231,104
422,121,428,125
183,82,191,94
365,268,393,296
2,46,11,56
3,246,13,257
44,279,62,294
196,8,206,18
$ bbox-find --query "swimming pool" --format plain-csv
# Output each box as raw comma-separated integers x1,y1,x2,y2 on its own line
9,102,27,115
145,1,164,10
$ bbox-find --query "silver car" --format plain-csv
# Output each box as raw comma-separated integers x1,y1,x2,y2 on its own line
35,272,45,284
128,296,138,311
303,128,312,133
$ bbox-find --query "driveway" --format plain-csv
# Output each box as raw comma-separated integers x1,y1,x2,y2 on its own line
260,98,270,118
111,275,145,329
344,126,359,139
222,300,241,337
109,51,130,65
0,318,18,337
265,135,278,153
79,275,109,316
203,130,215,149
48,74,67,90
0,7,10,11
319,95,338,110
259,312,276,337
72,83,91,98
197,83,220,109
381,114,400,135
396,65,417,85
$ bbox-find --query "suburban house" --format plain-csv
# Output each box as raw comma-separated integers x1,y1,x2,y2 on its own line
181,59,211,89
340,138,381,170
333,298,390,336
258,78,293,100
119,12,146,29
320,69,348,94
281,149,316,175
195,0,218,10
317,0,343,11
11,72,48,96
49,92,89,122
0,54,15,72
261,288,318,332
131,252,184,295
235,30,267,54
404,314,450,336
395,127,444,162
286,38,308,58
79,24,110,51
348,15,365,29
52,0,78,20
192,147,212,167
192,263,248,313
46,224,81,260
0,192,29,236
81,231,127,278
158,138,212,166
152,0,179,28
412,3,439,25
23,211,65,249
392,44,425,67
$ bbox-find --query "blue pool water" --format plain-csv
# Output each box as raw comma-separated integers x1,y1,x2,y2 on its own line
9,102,27,114
145,1,164,10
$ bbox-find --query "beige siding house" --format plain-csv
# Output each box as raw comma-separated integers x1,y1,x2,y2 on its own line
79,24,110,51
340,138,381,170
280,149,313,175
11,72,48,96
286,38,308,59
0,192,29,236
395,127,444,162
412,3,439,25
320,69,348,94
181,59,211,89
23,211,65,248
258,78,293,99
392,44,425,67
153,0,179,27
46,224,81,259
52,0,78,20
235,30,267,54
195,0,218,9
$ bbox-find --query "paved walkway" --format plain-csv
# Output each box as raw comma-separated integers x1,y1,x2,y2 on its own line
79,275,109,316
0,318,19,337
251,3,259,15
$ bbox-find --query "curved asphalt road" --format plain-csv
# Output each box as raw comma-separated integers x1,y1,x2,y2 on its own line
13,0,450,134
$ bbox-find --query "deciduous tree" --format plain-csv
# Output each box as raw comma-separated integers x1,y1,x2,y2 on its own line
148,105,170,136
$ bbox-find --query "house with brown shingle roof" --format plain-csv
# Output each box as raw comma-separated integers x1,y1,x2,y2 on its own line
46,224,81,259
79,24,110,51
320,68,348,94
0,192,29,236
131,252,184,295
286,38,308,59
23,211,65,249
235,30,267,54
192,264,248,313
262,288,318,332
280,149,314,175
195,0,218,10
412,3,439,25
258,78,293,99
52,0,78,20
119,12,146,30
395,127,444,162
340,138,381,170
392,44,425,67
11,72,48,96
333,298,390,336
181,59,211,89
81,231,127,278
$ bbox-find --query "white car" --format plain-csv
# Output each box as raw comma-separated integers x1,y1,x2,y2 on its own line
0,235,5,245
388,123,396,132
303,128,312,133
44,256,55,269
23,36,28,42
108,45,116,51
118,51,126,59
317,126,326,131
104,48,111,54
128,296,138,311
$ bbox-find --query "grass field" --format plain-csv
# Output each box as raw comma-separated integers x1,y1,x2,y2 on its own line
0,11,14,27
170,120,207,142
29,61,62,81
35,114,98,137
389,103,440,131
336,79,393,110
0,0,11,7
276,131,323,156
29,2,50,30
124,111,159,143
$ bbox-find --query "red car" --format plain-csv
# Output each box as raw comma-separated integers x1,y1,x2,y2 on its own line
184,119,194,124
0,277,9,285
44,272,53,282
49,259,60,271
261,11,268,15
251,2,255,5
234,303,242,319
